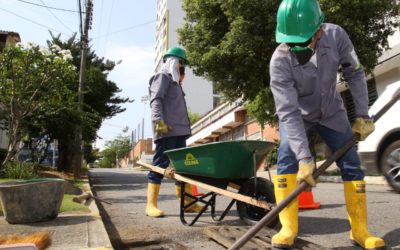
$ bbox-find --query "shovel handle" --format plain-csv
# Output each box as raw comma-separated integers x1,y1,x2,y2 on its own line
229,90,400,250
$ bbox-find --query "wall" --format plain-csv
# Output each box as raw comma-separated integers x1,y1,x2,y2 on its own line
133,138,153,159
155,0,214,116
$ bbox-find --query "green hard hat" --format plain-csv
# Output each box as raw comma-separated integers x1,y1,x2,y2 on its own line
163,46,188,64
276,0,324,43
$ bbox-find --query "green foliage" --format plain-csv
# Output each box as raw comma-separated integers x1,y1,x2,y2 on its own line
2,161,37,180
59,194,91,214
178,0,399,125
265,141,279,168
0,149,6,164
246,89,277,129
188,109,201,124
98,135,131,168
0,42,77,166
46,33,132,171
320,0,399,75
83,142,98,163
98,148,115,168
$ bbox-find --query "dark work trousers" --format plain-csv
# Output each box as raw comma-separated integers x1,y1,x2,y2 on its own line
148,135,187,184
277,122,364,181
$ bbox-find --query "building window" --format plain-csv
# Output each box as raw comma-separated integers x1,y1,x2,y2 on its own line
219,131,231,141
247,131,261,141
233,126,245,140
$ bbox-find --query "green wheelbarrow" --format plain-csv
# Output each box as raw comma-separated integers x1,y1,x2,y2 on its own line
162,140,278,226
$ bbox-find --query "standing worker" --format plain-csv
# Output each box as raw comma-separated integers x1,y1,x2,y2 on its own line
269,0,384,249
146,46,203,217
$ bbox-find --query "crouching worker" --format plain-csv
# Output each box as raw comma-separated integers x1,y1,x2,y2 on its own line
146,46,203,217
269,0,385,249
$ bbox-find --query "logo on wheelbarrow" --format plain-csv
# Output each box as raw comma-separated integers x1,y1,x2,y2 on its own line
184,153,199,166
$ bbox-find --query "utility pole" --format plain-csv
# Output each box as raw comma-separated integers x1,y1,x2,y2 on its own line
74,0,93,179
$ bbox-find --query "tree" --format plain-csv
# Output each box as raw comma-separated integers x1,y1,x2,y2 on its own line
178,0,400,126
188,109,201,125
98,135,131,168
0,43,77,167
46,33,132,171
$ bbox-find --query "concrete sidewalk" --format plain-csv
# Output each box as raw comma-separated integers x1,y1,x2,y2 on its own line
0,185,112,250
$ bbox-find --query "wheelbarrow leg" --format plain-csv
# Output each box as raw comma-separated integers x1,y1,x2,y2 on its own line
179,182,214,226
211,196,236,222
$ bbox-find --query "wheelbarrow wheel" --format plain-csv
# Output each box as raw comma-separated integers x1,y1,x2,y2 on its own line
236,177,278,228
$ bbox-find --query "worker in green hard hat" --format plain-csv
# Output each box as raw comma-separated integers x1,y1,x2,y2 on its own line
146,46,203,217
269,0,384,249
163,46,189,65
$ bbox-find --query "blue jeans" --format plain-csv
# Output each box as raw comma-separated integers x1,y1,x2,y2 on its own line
277,122,364,181
148,136,187,184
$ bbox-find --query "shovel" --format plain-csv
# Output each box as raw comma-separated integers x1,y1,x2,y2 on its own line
229,88,400,250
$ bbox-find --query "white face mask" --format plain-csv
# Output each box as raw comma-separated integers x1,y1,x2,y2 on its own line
160,57,180,83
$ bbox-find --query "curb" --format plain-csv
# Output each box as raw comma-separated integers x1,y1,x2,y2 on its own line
82,182,113,250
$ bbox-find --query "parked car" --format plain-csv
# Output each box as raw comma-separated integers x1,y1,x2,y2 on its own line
358,80,400,193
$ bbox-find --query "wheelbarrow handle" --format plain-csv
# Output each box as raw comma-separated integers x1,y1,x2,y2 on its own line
229,89,400,250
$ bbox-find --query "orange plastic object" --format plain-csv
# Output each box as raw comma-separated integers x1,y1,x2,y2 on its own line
298,191,321,209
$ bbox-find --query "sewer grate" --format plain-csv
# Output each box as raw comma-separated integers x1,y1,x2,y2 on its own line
121,239,189,250
204,226,330,249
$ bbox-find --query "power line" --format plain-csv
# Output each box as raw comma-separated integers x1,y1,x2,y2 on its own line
92,20,156,39
0,7,68,36
39,0,74,33
16,0,83,13
103,123,128,129
95,0,104,52
103,0,115,55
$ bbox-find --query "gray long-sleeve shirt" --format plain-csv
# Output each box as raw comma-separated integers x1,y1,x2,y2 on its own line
270,23,369,160
149,73,191,141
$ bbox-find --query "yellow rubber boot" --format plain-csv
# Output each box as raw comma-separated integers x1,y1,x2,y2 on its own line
145,183,164,217
271,174,298,249
344,181,385,250
175,184,204,213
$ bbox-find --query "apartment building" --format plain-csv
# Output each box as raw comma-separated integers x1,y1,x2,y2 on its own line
155,0,217,116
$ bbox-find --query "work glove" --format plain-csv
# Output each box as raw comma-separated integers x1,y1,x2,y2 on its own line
155,119,172,135
297,158,317,189
352,117,375,141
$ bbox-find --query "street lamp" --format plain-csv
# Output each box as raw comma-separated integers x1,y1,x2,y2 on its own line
140,95,150,140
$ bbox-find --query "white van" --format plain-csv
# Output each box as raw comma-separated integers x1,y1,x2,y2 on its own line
358,80,400,193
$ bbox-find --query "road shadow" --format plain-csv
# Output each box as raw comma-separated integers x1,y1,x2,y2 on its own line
299,216,350,235
384,227,400,248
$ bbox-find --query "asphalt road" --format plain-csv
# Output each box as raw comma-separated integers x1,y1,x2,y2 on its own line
89,168,400,250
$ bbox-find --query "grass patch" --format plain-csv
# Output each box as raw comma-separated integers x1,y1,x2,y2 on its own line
72,179,85,190
0,179,16,183
59,194,90,214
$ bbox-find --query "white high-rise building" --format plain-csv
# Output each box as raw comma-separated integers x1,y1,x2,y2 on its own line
155,0,216,116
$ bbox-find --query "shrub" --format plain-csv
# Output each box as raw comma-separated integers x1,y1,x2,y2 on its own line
2,161,37,179
0,149,6,164
265,142,279,168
